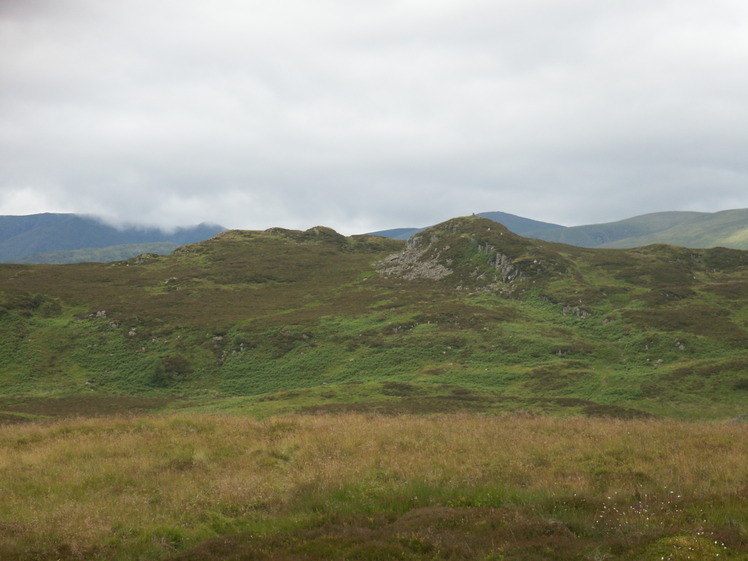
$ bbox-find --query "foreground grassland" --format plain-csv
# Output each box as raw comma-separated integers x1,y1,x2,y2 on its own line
1,413,746,561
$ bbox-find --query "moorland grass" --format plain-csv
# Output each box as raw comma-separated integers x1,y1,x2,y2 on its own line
4,218,748,418
1,413,746,560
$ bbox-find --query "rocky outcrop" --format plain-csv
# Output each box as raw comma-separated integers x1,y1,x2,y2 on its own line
376,216,571,291
377,235,453,280
477,243,522,283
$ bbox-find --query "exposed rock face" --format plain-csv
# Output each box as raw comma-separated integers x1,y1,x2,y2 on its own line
377,235,453,280
477,243,522,283
377,220,526,285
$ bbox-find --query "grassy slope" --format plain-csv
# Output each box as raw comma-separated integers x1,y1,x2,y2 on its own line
524,208,748,250
19,242,180,264
523,211,707,247
602,208,748,249
1,218,748,419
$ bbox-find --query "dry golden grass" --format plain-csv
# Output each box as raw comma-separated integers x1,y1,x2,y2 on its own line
1,413,746,560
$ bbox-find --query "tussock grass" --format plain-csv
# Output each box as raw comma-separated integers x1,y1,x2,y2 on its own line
1,413,746,560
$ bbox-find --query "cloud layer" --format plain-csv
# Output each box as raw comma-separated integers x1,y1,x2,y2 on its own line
2,0,748,233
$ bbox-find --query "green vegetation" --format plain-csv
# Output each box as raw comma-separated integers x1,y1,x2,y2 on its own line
1,217,748,420
19,242,180,264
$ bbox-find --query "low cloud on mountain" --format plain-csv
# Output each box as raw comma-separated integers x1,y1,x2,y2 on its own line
2,0,747,233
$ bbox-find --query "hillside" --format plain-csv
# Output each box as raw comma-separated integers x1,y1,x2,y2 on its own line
0,213,225,263
17,242,181,264
2,216,748,420
527,209,748,249
524,211,706,247
599,208,748,249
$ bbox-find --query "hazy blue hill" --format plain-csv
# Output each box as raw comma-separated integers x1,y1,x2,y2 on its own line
0,213,225,263
366,227,424,240
0,213,74,240
0,215,135,260
600,208,748,249
521,211,707,247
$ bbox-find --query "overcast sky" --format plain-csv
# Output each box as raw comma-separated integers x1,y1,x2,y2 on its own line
2,0,748,234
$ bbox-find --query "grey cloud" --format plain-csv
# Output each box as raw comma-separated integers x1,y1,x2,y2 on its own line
1,0,748,233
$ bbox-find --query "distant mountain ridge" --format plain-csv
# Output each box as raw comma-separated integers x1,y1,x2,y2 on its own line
371,209,748,250
0,213,226,263
7,207,748,264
